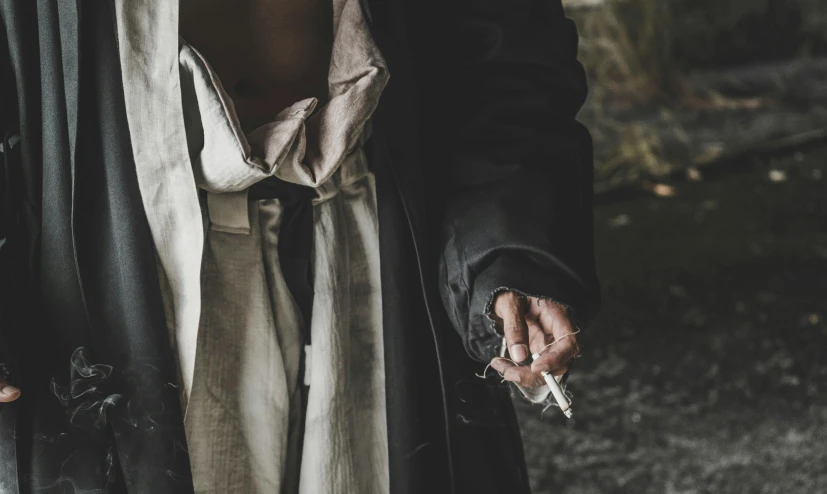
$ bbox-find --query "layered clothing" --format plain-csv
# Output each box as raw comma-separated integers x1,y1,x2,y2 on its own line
0,0,599,492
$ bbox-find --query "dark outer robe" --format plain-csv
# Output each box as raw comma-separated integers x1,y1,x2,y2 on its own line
0,0,600,493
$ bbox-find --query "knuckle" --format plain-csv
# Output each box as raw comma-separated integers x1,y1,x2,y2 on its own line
549,351,569,368
502,318,517,332
540,298,566,314
504,321,526,339
503,326,518,342
557,338,575,354
571,340,581,356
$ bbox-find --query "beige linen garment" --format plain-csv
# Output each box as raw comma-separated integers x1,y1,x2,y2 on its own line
114,0,390,492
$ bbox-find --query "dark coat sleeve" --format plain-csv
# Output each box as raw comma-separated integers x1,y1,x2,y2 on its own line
437,0,601,362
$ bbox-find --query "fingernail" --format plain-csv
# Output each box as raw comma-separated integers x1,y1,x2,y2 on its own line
0,385,20,398
510,344,528,362
490,359,506,373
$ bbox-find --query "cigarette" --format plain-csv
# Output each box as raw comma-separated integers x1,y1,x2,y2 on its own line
499,339,573,418
533,353,573,418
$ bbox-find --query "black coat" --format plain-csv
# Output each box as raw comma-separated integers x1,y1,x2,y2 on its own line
0,0,599,492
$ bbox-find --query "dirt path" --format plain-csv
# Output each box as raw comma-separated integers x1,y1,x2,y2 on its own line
517,144,827,493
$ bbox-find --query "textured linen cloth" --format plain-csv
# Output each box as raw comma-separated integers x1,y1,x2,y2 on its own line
114,0,390,492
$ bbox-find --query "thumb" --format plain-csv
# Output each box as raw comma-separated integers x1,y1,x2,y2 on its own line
0,381,20,403
494,292,530,363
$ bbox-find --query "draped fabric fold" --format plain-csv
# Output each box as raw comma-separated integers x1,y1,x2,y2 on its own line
113,0,204,409
117,0,390,491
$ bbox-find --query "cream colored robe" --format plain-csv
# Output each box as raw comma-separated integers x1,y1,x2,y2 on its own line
114,0,390,492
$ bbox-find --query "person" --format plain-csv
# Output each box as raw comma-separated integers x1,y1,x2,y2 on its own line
0,0,600,492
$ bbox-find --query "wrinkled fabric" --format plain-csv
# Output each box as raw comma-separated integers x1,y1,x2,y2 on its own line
437,0,600,365
1,1,196,491
118,0,389,491
113,0,203,408
186,171,387,494
4,0,598,491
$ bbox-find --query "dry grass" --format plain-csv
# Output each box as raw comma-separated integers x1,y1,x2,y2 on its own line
564,0,685,185
564,0,827,188
568,0,679,107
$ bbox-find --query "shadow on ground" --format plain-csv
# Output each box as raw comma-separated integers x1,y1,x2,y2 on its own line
516,144,827,493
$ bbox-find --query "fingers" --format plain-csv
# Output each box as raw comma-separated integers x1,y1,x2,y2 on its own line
489,357,515,375
489,357,545,387
0,379,20,403
530,337,577,375
531,300,579,376
490,295,580,388
527,319,553,356
502,365,546,387
494,292,530,363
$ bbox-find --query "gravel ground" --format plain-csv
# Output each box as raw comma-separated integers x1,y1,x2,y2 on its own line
516,144,827,493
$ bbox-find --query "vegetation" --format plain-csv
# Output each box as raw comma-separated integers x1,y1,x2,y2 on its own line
562,0,827,192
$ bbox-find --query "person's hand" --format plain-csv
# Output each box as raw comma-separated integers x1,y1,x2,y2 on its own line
0,375,20,403
488,291,580,388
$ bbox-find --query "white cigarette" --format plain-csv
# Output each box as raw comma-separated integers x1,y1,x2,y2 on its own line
533,353,572,418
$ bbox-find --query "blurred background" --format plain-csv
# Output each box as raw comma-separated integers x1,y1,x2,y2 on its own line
516,1,827,492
